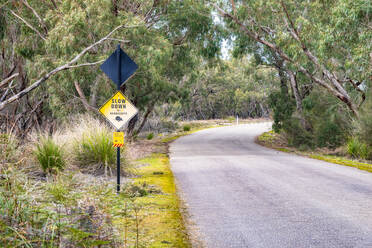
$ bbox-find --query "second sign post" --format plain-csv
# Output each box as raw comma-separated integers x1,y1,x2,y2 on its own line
99,44,138,193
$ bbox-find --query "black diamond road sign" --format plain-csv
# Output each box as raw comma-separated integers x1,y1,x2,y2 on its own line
100,48,138,88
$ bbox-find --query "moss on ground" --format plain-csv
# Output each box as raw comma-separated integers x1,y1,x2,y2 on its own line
310,155,372,173
132,153,190,248
257,131,372,173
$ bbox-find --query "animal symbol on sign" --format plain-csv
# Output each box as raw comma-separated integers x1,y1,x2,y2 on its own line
115,116,123,121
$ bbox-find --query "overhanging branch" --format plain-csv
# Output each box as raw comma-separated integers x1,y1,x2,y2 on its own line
0,25,132,111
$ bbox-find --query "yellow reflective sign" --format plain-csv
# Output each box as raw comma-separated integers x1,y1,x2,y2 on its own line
113,132,124,147
99,91,138,130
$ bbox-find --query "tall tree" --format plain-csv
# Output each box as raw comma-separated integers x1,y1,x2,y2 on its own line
212,0,371,117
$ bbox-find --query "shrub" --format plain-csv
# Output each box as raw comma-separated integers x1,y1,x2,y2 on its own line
315,120,345,148
268,90,295,133
183,125,191,132
347,138,370,159
147,133,154,140
34,136,65,174
357,90,372,147
283,117,313,147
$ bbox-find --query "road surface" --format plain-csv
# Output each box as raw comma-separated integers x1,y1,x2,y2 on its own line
170,123,372,248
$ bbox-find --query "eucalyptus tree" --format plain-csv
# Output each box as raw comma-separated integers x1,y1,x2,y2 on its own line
181,57,276,119
211,0,371,117
0,0,221,136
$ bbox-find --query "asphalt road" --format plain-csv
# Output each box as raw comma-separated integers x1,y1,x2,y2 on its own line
170,123,372,248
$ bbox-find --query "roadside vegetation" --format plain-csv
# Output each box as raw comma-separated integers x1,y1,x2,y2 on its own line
257,130,372,173
0,0,371,246
0,115,242,247
0,115,199,247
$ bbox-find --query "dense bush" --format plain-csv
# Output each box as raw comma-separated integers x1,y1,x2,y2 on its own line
268,89,295,133
34,136,65,174
357,91,372,148
282,117,313,147
315,120,345,149
271,88,353,149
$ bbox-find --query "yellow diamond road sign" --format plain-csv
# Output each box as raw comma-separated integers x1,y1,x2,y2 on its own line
99,91,138,130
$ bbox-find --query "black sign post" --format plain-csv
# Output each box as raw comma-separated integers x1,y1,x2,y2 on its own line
116,44,121,193
100,44,138,194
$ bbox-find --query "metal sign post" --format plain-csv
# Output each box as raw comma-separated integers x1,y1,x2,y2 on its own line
116,44,121,193
99,44,138,194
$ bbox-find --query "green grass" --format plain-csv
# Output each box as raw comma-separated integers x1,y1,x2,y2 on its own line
34,136,65,174
257,131,372,173
310,155,372,173
257,130,276,143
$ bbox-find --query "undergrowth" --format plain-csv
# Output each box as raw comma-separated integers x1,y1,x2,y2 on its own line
1,114,190,247
257,131,372,173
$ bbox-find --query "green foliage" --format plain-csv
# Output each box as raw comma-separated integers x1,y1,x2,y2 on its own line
74,130,117,174
315,121,344,149
357,91,372,147
34,137,65,175
147,133,154,140
305,90,352,148
179,57,275,120
282,117,313,147
183,125,191,132
268,89,295,133
347,138,370,159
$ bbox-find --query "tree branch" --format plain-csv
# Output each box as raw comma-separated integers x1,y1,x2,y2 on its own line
67,59,105,69
10,9,47,41
0,73,19,88
347,78,366,108
106,38,131,43
22,0,48,34
0,25,129,111
280,1,352,101
230,0,236,15
49,0,58,9
74,81,100,114
213,2,358,115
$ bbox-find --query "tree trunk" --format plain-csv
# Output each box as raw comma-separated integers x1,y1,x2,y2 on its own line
287,70,310,130
134,102,155,135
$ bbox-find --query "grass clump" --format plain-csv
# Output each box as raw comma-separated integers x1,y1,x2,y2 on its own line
147,132,154,140
347,138,370,159
69,115,128,176
34,136,65,175
74,130,116,175
183,125,191,132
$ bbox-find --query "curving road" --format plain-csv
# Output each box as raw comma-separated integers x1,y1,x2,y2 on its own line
170,123,372,248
